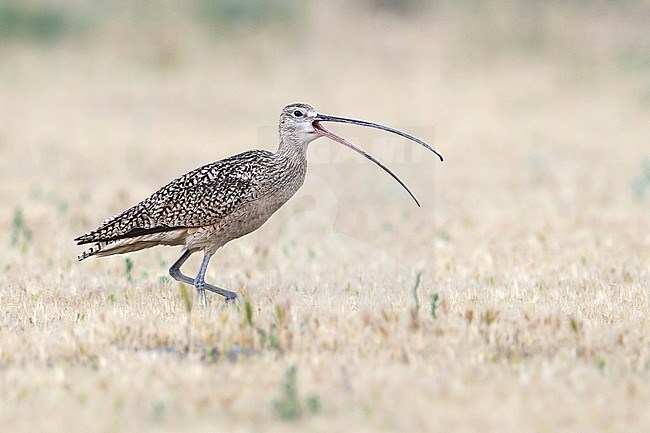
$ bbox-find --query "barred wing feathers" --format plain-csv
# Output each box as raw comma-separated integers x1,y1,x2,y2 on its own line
75,150,271,246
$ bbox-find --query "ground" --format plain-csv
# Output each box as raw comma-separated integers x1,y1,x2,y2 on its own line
0,1,649,432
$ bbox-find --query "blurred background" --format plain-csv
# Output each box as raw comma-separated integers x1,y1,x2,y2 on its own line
0,0,648,287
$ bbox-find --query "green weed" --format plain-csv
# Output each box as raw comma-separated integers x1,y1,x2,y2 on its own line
272,365,321,421
431,293,439,320
10,207,32,249
306,395,321,414
0,1,69,41
245,300,254,327
273,365,301,420
125,258,134,282
179,283,192,313
258,324,280,351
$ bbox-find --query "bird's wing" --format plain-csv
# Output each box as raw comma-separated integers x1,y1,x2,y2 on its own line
75,150,271,245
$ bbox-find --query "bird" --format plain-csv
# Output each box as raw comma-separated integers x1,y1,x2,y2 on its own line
75,103,443,306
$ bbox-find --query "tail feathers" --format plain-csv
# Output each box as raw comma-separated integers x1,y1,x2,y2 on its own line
77,239,152,260
77,239,152,261
76,229,190,261
77,241,108,261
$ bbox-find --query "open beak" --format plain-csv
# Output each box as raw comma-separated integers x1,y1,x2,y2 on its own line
312,113,443,207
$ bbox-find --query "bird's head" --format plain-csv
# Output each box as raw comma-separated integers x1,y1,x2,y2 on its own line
278,102,444,206
278,103,320,146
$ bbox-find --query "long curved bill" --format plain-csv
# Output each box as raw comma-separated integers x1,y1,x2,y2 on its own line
313,113,443,207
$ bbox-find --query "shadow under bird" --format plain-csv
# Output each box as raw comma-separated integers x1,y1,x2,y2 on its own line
75,103,443,305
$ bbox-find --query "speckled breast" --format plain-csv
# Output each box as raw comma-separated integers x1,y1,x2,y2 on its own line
186,165,306,254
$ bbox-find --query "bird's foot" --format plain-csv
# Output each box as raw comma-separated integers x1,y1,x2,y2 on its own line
196,287,208,308
203,283,237,302
223,292,238,305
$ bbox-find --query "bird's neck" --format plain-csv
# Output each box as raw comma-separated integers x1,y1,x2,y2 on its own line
272,138,309,193
275,138,309,163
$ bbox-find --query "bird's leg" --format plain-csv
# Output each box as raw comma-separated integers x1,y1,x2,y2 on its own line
194,253,212,307
169,250,237,302
195,252,238,305
169,250,195,286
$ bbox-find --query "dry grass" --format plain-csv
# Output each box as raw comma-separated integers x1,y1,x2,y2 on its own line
1,1,649,432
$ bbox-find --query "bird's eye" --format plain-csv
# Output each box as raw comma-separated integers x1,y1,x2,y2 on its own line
293,110,303,117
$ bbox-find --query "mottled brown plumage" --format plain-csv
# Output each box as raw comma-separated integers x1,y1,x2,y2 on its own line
76,103,442,305
76,149,304,258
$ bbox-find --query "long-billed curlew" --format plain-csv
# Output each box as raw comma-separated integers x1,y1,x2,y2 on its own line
75,103,443,305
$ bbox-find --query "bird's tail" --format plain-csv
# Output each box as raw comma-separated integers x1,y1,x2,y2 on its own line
77,230,189,261
77,241,108,261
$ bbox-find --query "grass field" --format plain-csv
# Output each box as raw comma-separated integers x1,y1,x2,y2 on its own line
1,1,649,432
